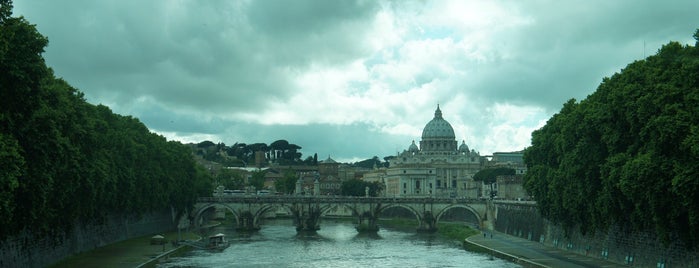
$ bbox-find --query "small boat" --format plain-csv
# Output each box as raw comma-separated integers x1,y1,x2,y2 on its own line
181,233,230,251
206,233,230,251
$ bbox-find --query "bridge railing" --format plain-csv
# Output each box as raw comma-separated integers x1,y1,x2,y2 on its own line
197,195,488,204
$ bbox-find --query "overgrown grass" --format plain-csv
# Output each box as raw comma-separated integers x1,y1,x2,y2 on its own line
378,218,478,241
437,222,479,241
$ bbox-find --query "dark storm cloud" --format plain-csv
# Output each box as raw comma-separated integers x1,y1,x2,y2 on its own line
12,0,699,160
16,1,379,115
472,1,699,112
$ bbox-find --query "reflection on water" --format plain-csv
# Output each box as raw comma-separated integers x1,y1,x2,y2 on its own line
158,219,519,268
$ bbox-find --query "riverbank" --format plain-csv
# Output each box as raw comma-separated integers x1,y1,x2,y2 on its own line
378,218,479,241
465,230,627,268
48,218,474,267
50,230,199,268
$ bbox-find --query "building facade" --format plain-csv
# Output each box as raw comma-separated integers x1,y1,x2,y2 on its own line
379,105,486,198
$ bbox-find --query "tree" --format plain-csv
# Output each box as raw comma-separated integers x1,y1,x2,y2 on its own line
0,133,22,229
341,179,384,197
523,32,699,247
0,0,12,23
249,169,267,190
275,170,298,194
217,169,244,190
0,3,213,239
473,167,515,184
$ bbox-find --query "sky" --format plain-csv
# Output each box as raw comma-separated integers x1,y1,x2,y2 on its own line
13,0,699,163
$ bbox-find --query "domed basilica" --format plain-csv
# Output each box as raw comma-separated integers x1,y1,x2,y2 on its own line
378,105,485,197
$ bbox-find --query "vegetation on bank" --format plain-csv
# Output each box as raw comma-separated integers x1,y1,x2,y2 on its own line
379,218,478,241
0,1,212,240
524,30,699,248
49,230,199,268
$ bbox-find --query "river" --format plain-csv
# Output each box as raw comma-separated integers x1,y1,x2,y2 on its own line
158,219,519,268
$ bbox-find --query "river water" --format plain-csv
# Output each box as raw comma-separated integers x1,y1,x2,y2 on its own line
158,219,519,268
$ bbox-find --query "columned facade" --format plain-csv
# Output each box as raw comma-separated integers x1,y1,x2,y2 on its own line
382,105,485,198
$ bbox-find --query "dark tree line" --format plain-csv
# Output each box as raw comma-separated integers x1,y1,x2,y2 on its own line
473,167,515,184
195,139,310,166
341,179,384,197
0,2,212,239
524,30,699,248
474,167,515,198
351,156,391,169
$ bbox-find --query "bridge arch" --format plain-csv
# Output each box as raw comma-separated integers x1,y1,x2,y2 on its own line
377,203,424,226
319,203,353,216
189,196,490,233
251,203,291,226
192,203,242,228
434,204,482,227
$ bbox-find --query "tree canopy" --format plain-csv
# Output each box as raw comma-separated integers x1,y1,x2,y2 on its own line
523,31,699,248
341,179,384,197
473,167,515,184
0,3,212,239
196,139,306,166
275,170,299,194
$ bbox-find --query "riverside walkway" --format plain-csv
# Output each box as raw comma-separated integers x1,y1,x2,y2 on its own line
466,230,626,268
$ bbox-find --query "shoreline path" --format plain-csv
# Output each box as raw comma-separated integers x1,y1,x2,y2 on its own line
466,230,627,268
51,231,197,268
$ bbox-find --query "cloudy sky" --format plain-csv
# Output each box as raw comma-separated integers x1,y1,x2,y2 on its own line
14,1,699,162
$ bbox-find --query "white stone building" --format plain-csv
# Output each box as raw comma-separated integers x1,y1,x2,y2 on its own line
381,105,486,198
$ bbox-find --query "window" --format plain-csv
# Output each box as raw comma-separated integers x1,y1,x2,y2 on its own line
452,180,457,188
416,180,421,189
436,180,441,187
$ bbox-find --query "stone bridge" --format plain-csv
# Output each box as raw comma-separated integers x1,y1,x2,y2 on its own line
189,196,497,233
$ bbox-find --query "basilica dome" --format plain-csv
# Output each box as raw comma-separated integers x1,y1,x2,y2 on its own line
421,105,456,140
419,105,458,153
408,140,419,153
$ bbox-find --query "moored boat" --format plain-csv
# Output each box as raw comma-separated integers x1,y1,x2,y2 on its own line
181,233,230,251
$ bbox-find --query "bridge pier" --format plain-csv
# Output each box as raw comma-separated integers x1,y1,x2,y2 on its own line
292,204,321,232
416,211,438,233
356,211,380,232
235,211,261,232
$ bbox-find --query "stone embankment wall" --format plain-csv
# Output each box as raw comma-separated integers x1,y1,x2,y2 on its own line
0,210,177,268
494,203,698,267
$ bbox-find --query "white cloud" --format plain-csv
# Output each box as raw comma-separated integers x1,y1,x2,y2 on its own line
13,0,699,161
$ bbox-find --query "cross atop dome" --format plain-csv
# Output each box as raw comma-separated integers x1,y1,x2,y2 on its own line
434,104,443,119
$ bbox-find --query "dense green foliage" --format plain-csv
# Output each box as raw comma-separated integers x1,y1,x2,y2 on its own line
351,156,390,168
216,169,245,190
524,32,699,248
195,139,309,166
275,170,299,194
0,4,212,239
437,222,479,241
473,167,515,183
341,178,384,196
